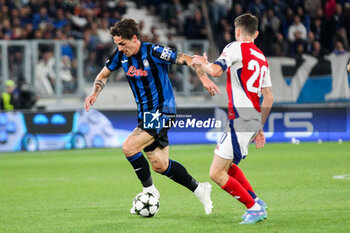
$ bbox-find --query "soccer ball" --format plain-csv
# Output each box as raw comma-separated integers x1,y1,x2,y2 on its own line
132,192,159,217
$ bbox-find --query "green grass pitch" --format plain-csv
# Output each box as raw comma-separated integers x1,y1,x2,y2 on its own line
1,142,350,233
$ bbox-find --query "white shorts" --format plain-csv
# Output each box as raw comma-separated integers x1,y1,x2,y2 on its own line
214,118,260,164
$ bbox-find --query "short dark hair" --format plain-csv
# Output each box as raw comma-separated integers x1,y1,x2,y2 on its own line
110,18,139,40
234,13,258,35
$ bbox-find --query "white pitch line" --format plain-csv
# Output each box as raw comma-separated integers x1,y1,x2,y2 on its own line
333,174,350,180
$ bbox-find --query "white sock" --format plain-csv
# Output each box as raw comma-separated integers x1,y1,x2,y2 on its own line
248,202,261,211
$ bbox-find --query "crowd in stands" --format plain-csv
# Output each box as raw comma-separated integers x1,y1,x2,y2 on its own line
157,0,350,57
1,0,350,104
2,0,349,58
0,0,128,87
156,0,350,57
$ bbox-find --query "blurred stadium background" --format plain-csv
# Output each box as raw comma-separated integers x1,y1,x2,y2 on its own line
0,1,350,232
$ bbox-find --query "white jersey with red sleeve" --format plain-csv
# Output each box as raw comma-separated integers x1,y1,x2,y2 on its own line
214,41,272,121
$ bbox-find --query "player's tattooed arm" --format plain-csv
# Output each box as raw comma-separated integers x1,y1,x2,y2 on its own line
176,52,220,96
92,67,111,95
93,80,105,93
85,67,111,112
175,52,205,75
175,52,191,66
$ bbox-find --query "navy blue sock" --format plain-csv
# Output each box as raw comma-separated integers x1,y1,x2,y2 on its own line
127,152,153,187
162,160,199,192
248,190,257,199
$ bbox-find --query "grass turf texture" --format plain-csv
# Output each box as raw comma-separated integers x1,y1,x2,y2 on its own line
1,142,350,233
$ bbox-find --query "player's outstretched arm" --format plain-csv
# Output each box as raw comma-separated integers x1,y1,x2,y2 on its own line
254,87,274,149
175,52,220,96
84,67,111,112
192,53,224,77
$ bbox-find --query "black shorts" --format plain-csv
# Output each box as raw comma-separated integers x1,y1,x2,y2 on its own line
137,114,175,152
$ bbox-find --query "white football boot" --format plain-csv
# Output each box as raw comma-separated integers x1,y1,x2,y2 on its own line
194,182,213,215
143,184,160,199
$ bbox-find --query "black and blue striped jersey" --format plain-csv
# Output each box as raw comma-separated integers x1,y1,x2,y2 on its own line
105,41,177,119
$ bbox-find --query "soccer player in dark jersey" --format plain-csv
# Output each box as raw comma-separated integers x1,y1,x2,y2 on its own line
84,19,219,215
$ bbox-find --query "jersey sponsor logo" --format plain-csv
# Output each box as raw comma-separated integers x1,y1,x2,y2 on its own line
160,47,173,61
126,66,148,77
121,59,128,63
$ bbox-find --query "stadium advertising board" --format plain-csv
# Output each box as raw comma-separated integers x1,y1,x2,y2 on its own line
0,107,348,152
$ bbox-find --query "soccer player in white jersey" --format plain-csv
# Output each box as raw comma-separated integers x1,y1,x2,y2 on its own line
192,13,274,224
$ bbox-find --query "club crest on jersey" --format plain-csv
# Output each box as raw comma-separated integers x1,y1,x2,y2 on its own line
143,59,149,68
126,66,148,77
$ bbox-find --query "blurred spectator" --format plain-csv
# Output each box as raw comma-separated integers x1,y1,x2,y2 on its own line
311,41,328,58
85,22,100,49
36,51,55,95
272,0,287,21
32,6,50,30
17,80,39,110
296,6,310,33
288,15,307,42
248,0,265,20
290,30,308,56
272,33,289,56
184,10,208,39
218,31,232,52
9,50,24,81
304,0,321,19
295,43,305,59
97,18,113,48
60,55,75,93
333,3,345,30
53,8,68,29
165,0,185,35
282,7,294,37
261,8,280,33
0,80,19,111
333,40,347,55
312,18,325,43
345,3,350,40
85,51,100,82
55,29,75,61
306,31,315,54
226,3,243,26
19,5,32,27
325,0,336,19
70,5,88,29
209,0,231,26
334,27,349,50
